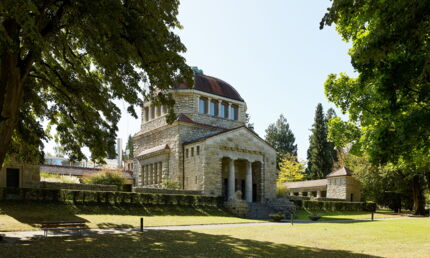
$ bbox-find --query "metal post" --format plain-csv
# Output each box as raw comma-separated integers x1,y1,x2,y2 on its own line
140,217,144,231
371,212,374,221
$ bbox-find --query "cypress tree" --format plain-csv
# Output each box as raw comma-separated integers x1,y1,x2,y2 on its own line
306,104,335,179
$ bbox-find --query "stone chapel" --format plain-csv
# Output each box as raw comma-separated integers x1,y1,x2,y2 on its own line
132,69,277,203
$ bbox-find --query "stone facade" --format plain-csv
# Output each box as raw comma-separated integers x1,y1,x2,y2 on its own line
326,176,361,202
133,72,277,203
0,162,40,188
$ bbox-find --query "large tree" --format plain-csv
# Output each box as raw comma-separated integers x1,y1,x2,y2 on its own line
265,114,297,162
306,103,335,179
0,0,192,169
321,0,430,214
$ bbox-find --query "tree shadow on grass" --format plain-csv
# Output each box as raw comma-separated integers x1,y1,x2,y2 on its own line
0,201,261,231
0,230,379,257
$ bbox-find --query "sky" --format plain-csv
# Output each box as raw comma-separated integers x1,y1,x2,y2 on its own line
45,0,355,161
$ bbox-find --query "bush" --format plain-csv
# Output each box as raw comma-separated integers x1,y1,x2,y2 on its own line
0,187,222,207
302,200,376,212
269,212,284,222
83,169,126,188
161,180,180,189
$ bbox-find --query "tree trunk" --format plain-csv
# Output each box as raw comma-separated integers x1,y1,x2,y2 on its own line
0,52,23,172
411,175,425,215
0,19,27,172
426,173,430,192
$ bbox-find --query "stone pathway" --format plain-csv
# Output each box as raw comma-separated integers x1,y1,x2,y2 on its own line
0,217,423,243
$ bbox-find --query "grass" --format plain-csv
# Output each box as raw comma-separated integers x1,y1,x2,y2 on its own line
0,202,260,231
1,218,429,257
294,209,402,221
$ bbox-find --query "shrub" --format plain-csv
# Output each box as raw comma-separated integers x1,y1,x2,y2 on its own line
40,172,80,184
83,169,126,188
161,179,180,189
269,212,284,222
302,200,376,212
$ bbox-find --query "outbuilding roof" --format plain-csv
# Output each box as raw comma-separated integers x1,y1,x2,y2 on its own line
326,167,353,178
285,179,328,189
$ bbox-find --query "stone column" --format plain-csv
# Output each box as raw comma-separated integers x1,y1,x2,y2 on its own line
298,192,303,196
144,165,145,186
227,103,231,119
158,162,162,183
308,191,312,197
207,98,212,115
245,160,253,202
218,100,222,118
228,158,235,199
317,191,321,198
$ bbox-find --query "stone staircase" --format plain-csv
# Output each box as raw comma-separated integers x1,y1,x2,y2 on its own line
247,203,274,219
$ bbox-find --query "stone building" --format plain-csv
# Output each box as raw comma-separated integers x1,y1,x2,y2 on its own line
0,161,40,188
285,167,361,202
132,70,277,203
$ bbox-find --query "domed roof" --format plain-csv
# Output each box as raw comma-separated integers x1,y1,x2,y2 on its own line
175,73,244,102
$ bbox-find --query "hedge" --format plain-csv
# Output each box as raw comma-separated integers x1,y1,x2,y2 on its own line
0,187,223,207
302,200,376,212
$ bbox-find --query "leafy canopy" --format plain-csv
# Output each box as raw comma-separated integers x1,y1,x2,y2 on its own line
277,153,305,183
0,0,192,166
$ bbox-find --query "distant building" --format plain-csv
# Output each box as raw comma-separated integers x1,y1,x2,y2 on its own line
1,158,40,188
285,167,361,202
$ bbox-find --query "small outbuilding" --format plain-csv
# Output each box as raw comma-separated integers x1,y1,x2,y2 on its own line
285,167,361,202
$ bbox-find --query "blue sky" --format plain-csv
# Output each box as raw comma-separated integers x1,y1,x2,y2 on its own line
46,1,355,160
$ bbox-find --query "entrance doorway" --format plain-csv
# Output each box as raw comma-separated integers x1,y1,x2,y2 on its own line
6,168,20,188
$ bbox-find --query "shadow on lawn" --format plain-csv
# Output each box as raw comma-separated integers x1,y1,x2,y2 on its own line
0,201,261,230
0,230,379,257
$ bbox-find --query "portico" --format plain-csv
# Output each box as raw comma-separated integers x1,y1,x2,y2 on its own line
222,157,263,203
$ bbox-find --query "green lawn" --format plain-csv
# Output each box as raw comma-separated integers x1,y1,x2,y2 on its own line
1,218,429,257
0,202,261,231
294,209,402,221
0,202,407,232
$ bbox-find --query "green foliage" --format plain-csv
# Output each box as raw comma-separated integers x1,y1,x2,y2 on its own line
306,104,337,179
0,187,223,207
302,200,376,212
40,172,80,184
161,179,181,190
321,0,430,215
0,0,193,168
277,153,305,183
82,170,126,188
269,212,284,222
125,135,134,159
265,114,297,163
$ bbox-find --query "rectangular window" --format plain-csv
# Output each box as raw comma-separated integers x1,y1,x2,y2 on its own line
220,103,227,118
191,147,194,157
199,98,207,113
210,101,217,116
150,105,155,119
196,146,200,155
186,149,189,158
230,105,238,120
144,107,149,121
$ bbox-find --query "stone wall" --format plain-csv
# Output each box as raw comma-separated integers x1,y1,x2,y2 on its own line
40,181,118,191
133,187,202,195
0,163,40,188
327,176,361,201
345,177,361,202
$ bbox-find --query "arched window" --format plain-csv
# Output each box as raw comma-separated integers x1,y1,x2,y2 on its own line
199,98,208,114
